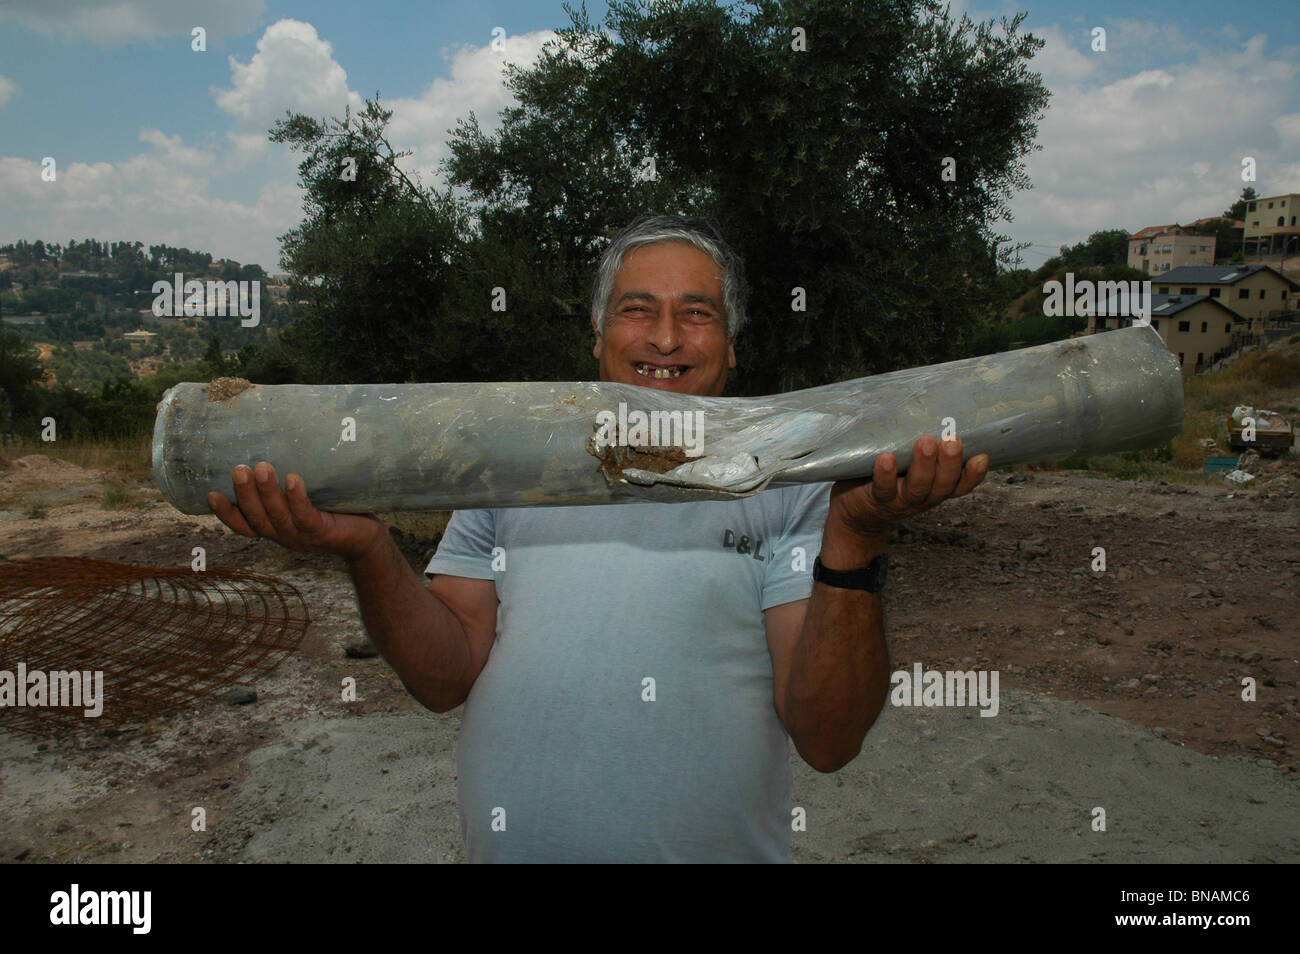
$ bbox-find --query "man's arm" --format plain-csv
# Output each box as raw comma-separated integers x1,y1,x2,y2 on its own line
767,435,988,772
207,462,498,713
766,529,889,773
346,530,499,713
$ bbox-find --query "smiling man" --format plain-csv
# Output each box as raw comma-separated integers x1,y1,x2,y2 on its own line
208,214,988,863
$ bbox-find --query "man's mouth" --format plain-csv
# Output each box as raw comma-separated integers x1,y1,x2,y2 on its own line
635,363,689,380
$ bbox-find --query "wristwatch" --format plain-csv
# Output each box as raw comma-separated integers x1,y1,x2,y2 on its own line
813,554,888,593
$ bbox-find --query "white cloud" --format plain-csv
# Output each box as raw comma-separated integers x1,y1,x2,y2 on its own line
0,20,558,271
386,32,558,185
1005,27,1300,264
214,19,362,132
1273,113,1300,149
0,75,15,109
0,0,263,46
0,132,300,270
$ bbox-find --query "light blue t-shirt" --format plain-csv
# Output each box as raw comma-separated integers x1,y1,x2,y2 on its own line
424,483,831,863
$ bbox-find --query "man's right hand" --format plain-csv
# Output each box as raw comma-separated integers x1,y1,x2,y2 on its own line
207,461,384,563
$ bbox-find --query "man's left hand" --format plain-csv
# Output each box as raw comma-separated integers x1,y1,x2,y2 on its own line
828,435,990,542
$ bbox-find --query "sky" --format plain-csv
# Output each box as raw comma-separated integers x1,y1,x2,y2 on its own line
0,0,1297,273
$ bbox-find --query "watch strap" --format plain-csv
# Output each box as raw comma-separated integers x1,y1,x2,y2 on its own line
813,553,888,593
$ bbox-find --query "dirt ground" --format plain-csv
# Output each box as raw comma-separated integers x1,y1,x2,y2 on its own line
0,448,1296,863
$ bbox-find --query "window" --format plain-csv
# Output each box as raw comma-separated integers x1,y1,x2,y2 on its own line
1292,217,1297,226
1248,202,1257,212
1197,353,1204,366
1239,288,1249,299
1178,321,1190,332
1252,221,1260,228
1152,319,1159,330
1284,290,1290,300
1201,245,1210,252
1180,287,1196,294
1279,217,1286,227
1209,287,1220,298
1201,321,1208,333
1162,245,1172,254
1283,200,1288,207
1259,289,1266,299
1224,324,1230,334
1158,286,1170,294
1268,201,1275,208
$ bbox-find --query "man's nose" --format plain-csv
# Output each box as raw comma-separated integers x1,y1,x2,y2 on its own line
649,305,681,353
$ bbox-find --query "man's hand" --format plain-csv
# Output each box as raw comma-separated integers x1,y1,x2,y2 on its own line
207,461,385,562
827,435,989,544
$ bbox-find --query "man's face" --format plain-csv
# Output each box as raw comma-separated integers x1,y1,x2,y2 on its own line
592,241,736,397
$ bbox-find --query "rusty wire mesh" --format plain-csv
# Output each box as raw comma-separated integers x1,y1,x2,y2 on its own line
0,557,310,738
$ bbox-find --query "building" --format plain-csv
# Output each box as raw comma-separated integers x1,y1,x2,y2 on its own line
1144,295,1245,375
123,330,158,349
1086,292,1243,373
1153,264,1297,330
1128,225,1216,274
1242,193,1300,256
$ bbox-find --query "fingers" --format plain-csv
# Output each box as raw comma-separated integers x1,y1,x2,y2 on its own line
952,454,991,497
284,472,325,537
902,436,943,506
870,453,899,505
888,436,982,510
206,489,258,538
230,464,277,538
258,462,308,544
932,436,965,500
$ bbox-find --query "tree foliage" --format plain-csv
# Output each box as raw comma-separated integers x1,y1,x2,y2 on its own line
1056,229,1131,269
270,99,472,383
271,0,1050,392
445,0,1050,392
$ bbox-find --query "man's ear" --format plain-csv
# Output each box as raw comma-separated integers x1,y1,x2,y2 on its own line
591,315,603,359
727,333,737,369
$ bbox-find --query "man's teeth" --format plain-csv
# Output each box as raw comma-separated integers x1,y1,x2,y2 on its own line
636,364,685,379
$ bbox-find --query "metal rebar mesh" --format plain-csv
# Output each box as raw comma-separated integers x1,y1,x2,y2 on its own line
0,557,310,738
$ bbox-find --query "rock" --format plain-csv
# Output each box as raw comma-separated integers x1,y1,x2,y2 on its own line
1239,650,1264,663
1153,727,1168,739
1141,673,1160,684
223,687,257,706
345,637,379,659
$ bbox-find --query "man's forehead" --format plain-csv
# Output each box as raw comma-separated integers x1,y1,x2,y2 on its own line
615,243,723,282
615,290,719,303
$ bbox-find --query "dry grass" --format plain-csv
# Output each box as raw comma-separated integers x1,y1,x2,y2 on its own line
0,435,154,479
1020,339,1300,481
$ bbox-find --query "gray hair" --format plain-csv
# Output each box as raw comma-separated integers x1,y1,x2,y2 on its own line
591,214,749,339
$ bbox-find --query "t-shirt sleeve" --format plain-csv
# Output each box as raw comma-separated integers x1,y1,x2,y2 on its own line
760,483,831,610
424,509,498,580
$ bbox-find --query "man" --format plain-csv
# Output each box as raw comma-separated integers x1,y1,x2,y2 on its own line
208,215,989,862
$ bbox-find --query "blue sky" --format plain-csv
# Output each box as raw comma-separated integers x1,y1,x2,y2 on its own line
1,0,1297,271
